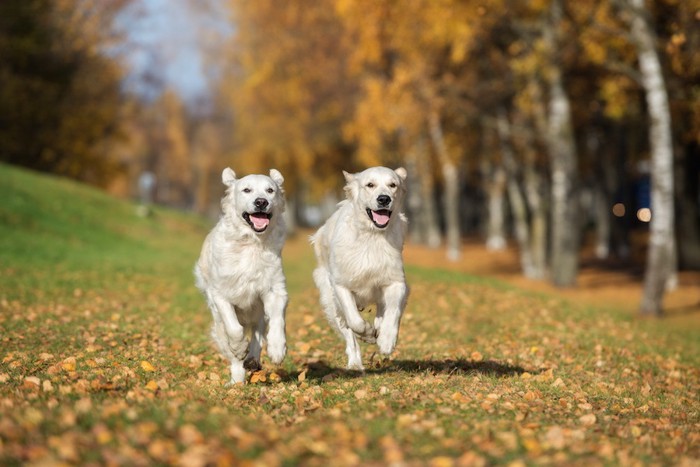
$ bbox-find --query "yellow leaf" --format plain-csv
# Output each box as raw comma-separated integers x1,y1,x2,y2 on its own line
268,372,281,382
298,370,307,382
62,357,77,372
141,361,156,372
145,380,159,392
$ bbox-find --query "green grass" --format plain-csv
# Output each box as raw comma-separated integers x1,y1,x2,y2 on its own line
0,162,698,465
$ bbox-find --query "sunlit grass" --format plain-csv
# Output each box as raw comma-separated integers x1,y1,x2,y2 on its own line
0,163,698,465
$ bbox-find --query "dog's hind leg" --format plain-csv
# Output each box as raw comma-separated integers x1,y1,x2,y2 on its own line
245,315,265,372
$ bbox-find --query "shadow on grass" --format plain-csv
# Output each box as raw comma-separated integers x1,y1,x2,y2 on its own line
296,358,533,384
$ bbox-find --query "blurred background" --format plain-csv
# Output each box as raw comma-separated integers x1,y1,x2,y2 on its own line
1,0,698,294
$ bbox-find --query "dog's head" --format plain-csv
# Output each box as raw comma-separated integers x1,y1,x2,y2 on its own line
221,167,285,234
343,166,407,230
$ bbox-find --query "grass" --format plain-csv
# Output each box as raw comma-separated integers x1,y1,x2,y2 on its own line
0,162,698,465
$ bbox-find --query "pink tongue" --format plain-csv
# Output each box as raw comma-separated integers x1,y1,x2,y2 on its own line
372,211,390,225
250,213,270,230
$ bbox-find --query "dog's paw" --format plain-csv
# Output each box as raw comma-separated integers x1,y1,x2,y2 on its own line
244,357,262,371
354,322,378,344
266,342,287,365
346,360,365,371
229,362,246,385
377,330,397,356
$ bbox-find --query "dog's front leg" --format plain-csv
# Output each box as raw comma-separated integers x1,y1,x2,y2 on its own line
262,289,287,365
209,294,249,384
377,281,408,356
333,284,376,343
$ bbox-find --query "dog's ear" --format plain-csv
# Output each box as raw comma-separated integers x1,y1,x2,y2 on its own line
222,168,237,186
395,167,407,181
269,169,284,187
342,170,358,200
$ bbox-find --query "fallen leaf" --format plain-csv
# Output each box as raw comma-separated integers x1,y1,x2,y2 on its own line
579,413,597,426
140,361,156,372
145,380,159,392
61,357,76,372
250,371,266,383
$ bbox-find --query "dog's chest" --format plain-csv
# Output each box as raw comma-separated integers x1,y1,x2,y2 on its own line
216,245,282,305
331,237,403,292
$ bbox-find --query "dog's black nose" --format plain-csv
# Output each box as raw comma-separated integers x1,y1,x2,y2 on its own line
377,195,391,207
254,198,269,210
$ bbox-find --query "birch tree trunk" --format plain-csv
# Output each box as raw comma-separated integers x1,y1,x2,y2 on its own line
626,0,676,316
482,157,507,251
406,135,441,247
496,110,536,276
428,109,461,261
544,0,579,287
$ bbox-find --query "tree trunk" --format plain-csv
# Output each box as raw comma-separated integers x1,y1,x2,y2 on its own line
522,78,549,279
482,157,507,251
627,0,676,316
428,109,461,261
496,110,536,276
406,135,441,247
544,0,579,287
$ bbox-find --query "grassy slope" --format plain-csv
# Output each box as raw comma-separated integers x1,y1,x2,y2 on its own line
0,163,698,465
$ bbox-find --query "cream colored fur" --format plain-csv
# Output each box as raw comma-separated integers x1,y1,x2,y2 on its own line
194,167,287,384
311,166,409,370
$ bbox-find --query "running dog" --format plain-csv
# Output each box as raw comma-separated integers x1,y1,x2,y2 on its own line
195,168,287,384
311,166,409,370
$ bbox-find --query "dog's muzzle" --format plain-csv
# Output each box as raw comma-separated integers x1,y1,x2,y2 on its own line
243,208,272,233
367,208,392,228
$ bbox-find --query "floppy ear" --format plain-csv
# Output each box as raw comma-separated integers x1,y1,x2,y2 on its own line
342,170,358,200
395,167,407,181
222,167,237,186
269,169,284,187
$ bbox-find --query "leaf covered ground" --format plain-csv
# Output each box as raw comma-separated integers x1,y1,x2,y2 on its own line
1,164,699,466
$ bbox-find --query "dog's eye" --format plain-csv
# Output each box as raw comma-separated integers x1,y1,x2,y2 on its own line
389,182,397,188
242,188,251,193
366,183,375,188
266,188,274,194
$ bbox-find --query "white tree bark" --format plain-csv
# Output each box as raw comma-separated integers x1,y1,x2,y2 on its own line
545,0,579,287
428,109,461,261
626,0,676,315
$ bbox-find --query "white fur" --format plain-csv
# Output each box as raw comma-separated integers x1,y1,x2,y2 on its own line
194,167,288,384
311,166,409,370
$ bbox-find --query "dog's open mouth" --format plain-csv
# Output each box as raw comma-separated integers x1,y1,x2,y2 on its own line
243,212,272,232
367,208,392,228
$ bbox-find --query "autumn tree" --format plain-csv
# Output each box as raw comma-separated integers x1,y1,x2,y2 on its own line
221,0,357,202
0,0,132,185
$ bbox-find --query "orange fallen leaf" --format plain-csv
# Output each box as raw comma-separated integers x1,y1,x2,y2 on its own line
145,380,159,392
140,361,156,372
250,371,266,383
